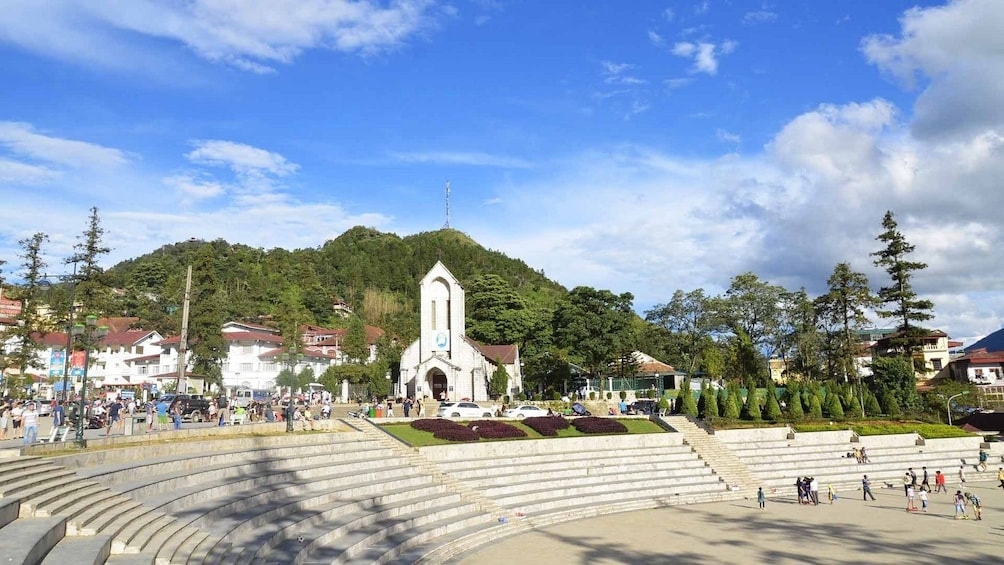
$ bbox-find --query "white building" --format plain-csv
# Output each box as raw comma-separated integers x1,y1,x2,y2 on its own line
398,261,523,401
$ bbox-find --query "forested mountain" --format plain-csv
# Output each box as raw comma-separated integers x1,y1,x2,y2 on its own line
104,227,568,341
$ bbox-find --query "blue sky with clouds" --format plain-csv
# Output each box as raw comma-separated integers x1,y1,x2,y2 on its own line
2,0,1003,344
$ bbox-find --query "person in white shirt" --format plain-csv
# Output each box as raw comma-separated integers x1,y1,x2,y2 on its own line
21,403,39,444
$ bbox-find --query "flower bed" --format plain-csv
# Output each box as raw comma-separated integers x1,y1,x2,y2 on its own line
468,420,527,439
523,416,570,437
571,416,628,434
409,418,480,441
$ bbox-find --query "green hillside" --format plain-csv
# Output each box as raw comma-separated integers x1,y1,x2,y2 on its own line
103,227,567,341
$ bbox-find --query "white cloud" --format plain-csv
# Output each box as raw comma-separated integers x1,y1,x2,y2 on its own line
0,121,128,168
664,78,694,90
861,0,1004,138
648,31,665,47
186,140,299,177
672,40,736,75
0,158,59,184
600,61,646,85
0,0,439,73
662,8,675,22
163,174,227,200
694,1,710,16
743,10,778,24
716,129,741,146
390,151,533,169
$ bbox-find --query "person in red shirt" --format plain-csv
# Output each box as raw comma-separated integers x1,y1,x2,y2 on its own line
934,470,947,493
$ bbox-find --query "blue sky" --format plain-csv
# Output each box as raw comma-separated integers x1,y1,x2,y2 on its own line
2,0,1004,344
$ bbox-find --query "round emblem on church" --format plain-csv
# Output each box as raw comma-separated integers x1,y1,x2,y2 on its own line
435,332,449,348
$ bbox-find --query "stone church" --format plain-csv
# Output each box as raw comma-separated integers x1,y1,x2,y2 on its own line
398,261,523,402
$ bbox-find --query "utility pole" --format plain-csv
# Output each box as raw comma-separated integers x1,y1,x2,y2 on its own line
175,265,192,394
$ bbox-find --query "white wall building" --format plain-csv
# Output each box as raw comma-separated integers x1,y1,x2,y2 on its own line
398,261,523,401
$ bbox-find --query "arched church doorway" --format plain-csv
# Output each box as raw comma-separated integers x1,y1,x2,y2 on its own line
429,369,448,401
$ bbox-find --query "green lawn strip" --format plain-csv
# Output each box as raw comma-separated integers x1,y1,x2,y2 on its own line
381,418,665,447
790,420,975,438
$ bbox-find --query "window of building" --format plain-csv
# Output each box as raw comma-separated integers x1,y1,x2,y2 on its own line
430,300,437,330
240,362,254,372
135,346,144,355
262,362,276,372
138,366,148,375
975,369,984,377
932,358,943,371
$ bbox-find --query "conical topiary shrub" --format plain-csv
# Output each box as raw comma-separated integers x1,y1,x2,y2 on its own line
765,385,783,420
742,388,762,420
809,394,823,418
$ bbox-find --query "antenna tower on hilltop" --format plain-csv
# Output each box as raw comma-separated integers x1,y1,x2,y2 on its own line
443,180,451,229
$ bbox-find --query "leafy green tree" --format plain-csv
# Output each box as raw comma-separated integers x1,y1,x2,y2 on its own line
490,359,509,399
721,272,788,359
552,286,635,377
187,245,228,388
341,316,370,363
730,328,767,387
645,289,720,375
723,386,741,419
871,211,934,352
778,289,824,381
703,385,720,418
881,390,901,416
466,274,541,349
869,356,919,412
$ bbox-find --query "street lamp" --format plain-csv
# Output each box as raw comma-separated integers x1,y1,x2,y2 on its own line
946,391,970,426
71,315,108,446
278,351,303,433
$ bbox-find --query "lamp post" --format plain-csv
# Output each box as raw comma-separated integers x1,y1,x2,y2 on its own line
72,315,109,446
946,391,969,426
278,351,302,433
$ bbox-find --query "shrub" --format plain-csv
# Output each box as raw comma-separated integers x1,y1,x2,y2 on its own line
518,392,527,401
409,418,480,441
606,392,612,400
550,390,561,401
808,394,823,418
619,391,627,401
523,416,570,437
467,420,527,439
742,389,761,421
503,395,510,404
764,387,782,421
589,391,596,400
680,389,698,417
657,397,670,415
571,416,628,434
724,391,740,419
646,389,657,399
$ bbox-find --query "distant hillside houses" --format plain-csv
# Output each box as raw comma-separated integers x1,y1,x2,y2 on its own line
11,318,382,399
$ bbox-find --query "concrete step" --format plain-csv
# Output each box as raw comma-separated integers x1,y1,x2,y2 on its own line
0,516,66,565
40,533,112,565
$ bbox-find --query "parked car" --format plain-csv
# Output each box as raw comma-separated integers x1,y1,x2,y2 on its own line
629,400,659,415
503,404,547,418
159,394,213,422
437,401,493,419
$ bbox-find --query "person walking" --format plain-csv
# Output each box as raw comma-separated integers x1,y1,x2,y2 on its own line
862,475,876,501
11,401,23,439
954,490,969,519
146,401,154,433
967,492,983,520
919,489,929,512
902,472,912,497
172,402,183,430
978,449,989,472
920,466,930,492
217,395,229,427
416,399,424,417
809,477,820,506
757,487,766,509
998,467,1004,490
0,402,8,441
958,465,967,489
935,470,947,493
908,467,917,491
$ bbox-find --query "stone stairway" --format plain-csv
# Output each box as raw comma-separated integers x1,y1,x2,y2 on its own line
662,415,760,496
341,418,512,521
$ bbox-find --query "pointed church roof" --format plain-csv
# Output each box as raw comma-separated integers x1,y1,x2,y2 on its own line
422,260,463,288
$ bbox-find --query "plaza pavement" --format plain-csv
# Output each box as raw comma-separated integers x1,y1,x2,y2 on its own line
462,480,1004,564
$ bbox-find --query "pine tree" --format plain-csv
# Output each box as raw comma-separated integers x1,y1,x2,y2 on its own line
765,383,783,420
871,211,935,353
742,388,762,420
489,359,509,399
809,393,823,418
704,385,720,418
724,389,741,419
865,391,882,416
826,387,845,419
788,384,804,418
716,387,728,417
0,233,50,391
680,383,698,417
881,390,901,416
68,207,112,315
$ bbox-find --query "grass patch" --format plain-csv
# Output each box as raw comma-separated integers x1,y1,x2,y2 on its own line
782,420,975,439
381,418,665,447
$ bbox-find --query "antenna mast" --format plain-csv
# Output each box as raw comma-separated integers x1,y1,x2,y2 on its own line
443,180,451,229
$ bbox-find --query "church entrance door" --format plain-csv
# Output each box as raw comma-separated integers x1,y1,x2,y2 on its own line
429,370,448,402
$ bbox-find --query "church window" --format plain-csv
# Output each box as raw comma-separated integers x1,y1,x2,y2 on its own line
430,300,437,330
446,300,451,329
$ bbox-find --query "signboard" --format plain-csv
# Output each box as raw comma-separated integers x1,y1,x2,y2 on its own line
70,351,86,377
49,350,65,377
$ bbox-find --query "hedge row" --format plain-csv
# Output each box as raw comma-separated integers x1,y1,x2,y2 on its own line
409,418,480,442
523,416,570,437
468,420,528,439
571,416,628,434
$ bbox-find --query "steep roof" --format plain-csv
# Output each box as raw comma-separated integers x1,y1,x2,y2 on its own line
462,336,518,365
955,348,1004,364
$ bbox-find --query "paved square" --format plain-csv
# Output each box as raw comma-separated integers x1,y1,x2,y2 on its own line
464,482,1004,564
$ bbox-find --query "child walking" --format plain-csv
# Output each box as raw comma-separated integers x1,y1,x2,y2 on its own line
919,489,928,512
757,487,765,509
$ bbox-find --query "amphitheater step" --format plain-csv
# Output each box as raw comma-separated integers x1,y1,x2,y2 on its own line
1,496,19,528
40,533,112,565
0,516,66,565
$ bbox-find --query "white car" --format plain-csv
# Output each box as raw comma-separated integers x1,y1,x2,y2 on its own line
437,401,493,419
503,405,547,419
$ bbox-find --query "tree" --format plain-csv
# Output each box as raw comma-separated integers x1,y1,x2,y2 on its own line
808,393,823,418
787,383,804,419
723,388,741,419
764,383,783,421
645,289,719,375
1,233,51,393
730,328,766,387
826,386,845,419
742,387,762,421
679,379,698,416
341,316,370,363
552,287,635,377
868,356,919,413
721,273,788,358
871,211,934,353
778,289,824,381
466,274,541,350
864,390,882,416
490,359,509,399
67,207,112,315
187,245,228,388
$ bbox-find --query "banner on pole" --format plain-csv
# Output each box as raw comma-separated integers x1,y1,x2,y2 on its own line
49,350,65,377
71,350,87,377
